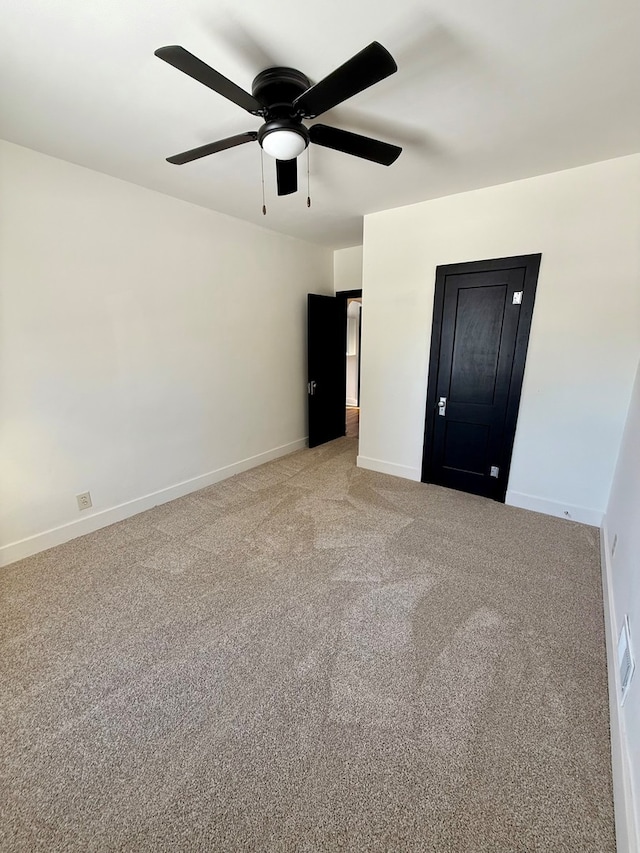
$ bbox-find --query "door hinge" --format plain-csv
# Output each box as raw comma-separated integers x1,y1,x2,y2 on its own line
490,466,500,478
308,380,316,396
512,291,523,305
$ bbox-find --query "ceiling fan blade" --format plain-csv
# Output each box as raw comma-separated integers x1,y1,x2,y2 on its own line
276,159,298,195
309,124,401,166
155,46,263,114
293,42,397,118
166,132,258,165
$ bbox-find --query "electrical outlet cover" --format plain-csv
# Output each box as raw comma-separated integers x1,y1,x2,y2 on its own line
618,615,635,706
76,492,92,511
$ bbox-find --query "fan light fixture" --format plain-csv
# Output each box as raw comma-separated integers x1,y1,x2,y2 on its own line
260,127,308,160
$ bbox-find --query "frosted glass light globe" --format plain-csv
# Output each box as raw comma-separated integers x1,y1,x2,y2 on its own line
261,129,307,160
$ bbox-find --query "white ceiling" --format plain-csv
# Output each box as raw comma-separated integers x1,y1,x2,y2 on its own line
2,0,639,248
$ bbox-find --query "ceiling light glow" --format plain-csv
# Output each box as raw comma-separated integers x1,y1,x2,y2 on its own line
261,129,307,160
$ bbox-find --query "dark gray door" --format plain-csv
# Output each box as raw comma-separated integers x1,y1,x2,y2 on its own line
422,255,541,500
307,294,346,448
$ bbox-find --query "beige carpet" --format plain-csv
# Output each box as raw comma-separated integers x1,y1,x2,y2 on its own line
346,407,360,437
1,438,615,851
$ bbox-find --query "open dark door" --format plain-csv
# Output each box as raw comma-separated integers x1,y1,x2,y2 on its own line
422,254,540,500
307,294,347,448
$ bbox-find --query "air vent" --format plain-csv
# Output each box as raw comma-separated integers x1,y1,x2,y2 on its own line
618,615,635,706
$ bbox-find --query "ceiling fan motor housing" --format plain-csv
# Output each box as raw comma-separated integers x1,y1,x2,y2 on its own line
253,67,312,159
251,67,311,117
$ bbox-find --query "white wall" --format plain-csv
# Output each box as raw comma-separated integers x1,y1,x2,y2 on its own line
359,154,640,525
0,141,333,565
333,246,363,294
602,359,640,851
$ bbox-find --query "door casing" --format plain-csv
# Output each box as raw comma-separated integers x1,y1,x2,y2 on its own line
338,289,363,408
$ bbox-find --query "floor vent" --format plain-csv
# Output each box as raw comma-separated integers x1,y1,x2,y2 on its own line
618,615,635,706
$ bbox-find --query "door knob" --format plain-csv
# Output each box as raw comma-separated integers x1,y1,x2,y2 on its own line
437,396,447,416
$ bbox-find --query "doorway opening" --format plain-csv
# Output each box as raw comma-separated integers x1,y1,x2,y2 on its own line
306,289,362,449
345,296,362,437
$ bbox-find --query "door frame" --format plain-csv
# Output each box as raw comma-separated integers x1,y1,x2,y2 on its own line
421,254,541,501
336,289,363,408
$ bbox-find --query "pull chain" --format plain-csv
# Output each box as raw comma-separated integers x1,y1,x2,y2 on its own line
260,148,266,216
306,146,311,208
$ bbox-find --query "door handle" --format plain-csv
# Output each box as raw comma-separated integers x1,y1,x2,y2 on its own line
308,380,317,396
437,396,447,416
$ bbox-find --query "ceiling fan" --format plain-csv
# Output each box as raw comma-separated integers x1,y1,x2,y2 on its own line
154,41,402,196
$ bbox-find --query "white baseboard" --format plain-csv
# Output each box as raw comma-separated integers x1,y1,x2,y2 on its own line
356,455,421,481
0,438,307,568
346,398,358,408
506,490,603,527
600,521,639,853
